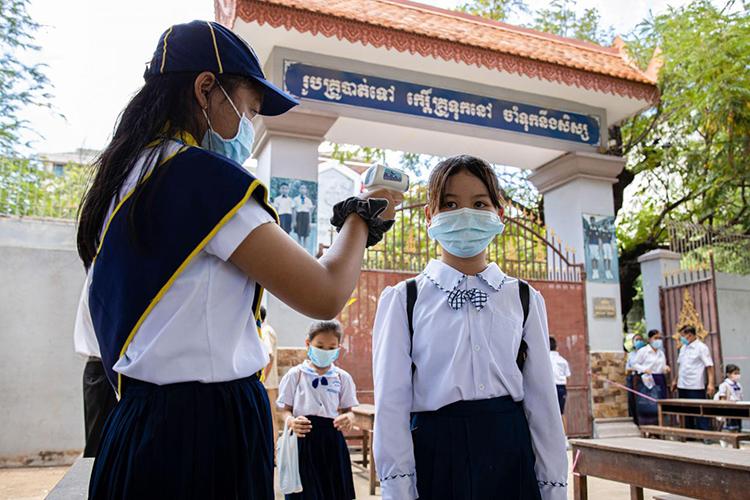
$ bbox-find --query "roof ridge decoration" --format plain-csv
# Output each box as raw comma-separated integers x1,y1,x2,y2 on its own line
215,0,659,102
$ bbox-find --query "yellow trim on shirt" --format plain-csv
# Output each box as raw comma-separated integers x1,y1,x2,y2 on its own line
160,26,173,74
116,179,265,396
93,146,186,262
207,22,224,74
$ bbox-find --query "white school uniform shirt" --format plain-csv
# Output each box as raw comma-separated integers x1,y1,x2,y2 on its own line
293,195,314,213
677,339,714,390
549,351,571,386
74,274,101,358
76,141,275,384
631,345,668,374
274,195,293,215
626,350,638,372
715,377,743,402
276,361,359,418
372,259,568,500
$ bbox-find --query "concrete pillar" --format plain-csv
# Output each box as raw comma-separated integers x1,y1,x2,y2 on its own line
252,110,338,347
638,249,681,333
530,152,630,424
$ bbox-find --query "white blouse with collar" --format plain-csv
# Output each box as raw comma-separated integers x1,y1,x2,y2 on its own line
372,259,568,500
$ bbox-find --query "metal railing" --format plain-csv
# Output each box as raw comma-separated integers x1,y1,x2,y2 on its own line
363,186,584,281
667,221,750,275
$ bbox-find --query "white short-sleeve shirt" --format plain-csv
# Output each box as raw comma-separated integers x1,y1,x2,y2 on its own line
276,361,359,419
293,195,314,213
677,339,714,389
632,345,668,375
549,351,571,385
77,141,275,385
273,195,293,215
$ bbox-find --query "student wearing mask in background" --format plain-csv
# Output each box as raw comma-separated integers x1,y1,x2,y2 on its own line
671,325,715,430
625,333,646,425
631,329,670,425
715,364,743,436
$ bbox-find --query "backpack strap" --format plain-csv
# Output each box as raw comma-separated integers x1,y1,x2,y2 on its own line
406,278,418,376
517,280,530,372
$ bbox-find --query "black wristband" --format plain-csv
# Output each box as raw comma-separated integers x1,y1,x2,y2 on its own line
330,197,395,248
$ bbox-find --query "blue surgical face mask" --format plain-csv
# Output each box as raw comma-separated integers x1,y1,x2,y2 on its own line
651,339,663,350
201,83,255,165
680,336,690,347
427,208,505,258
308,346,340,368
634,340,647,350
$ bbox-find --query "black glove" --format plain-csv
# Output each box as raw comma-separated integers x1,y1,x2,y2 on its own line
330,197,395,248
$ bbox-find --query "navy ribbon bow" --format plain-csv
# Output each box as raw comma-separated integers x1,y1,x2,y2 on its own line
447,288,489,311
312,377,328,389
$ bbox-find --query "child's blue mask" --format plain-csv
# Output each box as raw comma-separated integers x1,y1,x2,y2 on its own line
634,340,647,350
680,336,690,346
427,208,504,258
308,346,340,369
201,83,255,165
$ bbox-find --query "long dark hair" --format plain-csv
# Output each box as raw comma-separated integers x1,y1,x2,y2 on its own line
76,72,248,269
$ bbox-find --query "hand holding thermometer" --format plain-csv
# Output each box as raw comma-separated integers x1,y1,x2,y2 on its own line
363,164,410,193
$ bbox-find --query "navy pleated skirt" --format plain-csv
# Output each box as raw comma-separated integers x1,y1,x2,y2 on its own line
285,415,356,500
411,396,541,500
89,374,274,500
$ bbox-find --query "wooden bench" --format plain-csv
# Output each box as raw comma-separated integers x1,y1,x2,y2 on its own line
640,425,750,449
570,437,750,500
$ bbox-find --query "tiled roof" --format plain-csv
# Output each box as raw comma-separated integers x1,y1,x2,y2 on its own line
219,0,658,101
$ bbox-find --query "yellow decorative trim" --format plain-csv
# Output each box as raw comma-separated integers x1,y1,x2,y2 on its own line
160,26,173,74
93,147,186,261
207,22,224,74
116,179,264,395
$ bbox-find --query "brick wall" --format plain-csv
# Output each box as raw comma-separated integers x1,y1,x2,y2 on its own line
589,351,629,418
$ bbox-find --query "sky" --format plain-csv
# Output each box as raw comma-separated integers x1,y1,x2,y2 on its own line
19,0,691,156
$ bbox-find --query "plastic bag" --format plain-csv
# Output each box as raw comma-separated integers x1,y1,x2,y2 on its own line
641,373,655,390
277,419,303,494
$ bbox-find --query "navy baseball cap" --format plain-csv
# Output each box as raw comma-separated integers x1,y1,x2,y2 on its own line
146,20,298,116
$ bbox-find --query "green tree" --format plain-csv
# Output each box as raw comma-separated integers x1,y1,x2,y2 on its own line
532,0,613,44
457,0,528,22
1,0,53,155
613,0,750,319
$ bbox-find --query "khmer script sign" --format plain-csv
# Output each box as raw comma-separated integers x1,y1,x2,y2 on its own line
283,61,600,147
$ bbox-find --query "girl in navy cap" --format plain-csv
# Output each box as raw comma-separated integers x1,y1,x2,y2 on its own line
77,20,400,500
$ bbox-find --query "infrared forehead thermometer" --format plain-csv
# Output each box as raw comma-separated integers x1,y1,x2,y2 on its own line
363,164,410,193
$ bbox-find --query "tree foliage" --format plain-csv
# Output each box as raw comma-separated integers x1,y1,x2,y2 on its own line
614,0,750,317
532,0,614,44
0,0,53,155
457,0,528,21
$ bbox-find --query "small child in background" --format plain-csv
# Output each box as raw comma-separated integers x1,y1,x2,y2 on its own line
549,337,571,422
277,320,358,500
715,364,744,432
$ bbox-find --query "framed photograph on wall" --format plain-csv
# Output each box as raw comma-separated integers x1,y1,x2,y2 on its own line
582,214,619,283
269,177,318,256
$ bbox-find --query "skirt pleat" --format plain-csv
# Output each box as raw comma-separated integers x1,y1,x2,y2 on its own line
285,415,355,500
411,396,541,500
89,375,274,500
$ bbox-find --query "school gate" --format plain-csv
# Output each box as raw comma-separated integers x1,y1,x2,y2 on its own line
220,0,660,437
334,194,593,437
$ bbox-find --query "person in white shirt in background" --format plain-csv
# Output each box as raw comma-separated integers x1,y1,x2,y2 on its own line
259,305,279,440
548,336,571,431
625,333,647,425
273,183,294,234
74,276,117,458
671,325,716,430
373,155,567,500
293,184,316,248
715,364,743,436
632,329,671,425
277,320,358,500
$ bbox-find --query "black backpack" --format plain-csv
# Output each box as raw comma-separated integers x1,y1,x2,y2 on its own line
405,278,530,375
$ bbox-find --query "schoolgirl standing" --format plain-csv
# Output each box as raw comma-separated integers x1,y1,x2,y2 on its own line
278,320,358,500
76,20,398,499
372,155,567,500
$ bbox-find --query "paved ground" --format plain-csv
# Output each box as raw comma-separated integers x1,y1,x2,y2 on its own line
0,451,674,500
